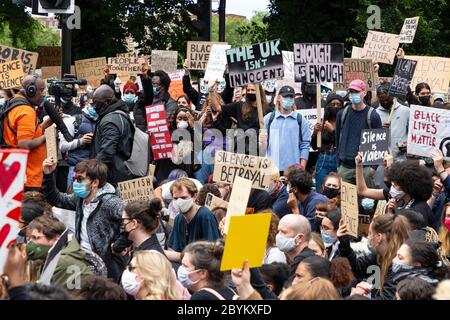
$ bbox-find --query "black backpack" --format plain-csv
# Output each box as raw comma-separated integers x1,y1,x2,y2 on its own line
0,97,33,148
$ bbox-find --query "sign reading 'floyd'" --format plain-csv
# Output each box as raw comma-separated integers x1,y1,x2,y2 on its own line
226,39,284,87
293,43,344,83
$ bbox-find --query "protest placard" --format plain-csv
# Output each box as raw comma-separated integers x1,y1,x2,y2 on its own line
187,41,225,71
389,58,417,99
404,55,450,94
341,181,359,238
408,105,450,159
374,200,387,217
145,103,173,160
351,46,363,59
0,60,24,89
151,50,178,73
0,45,38,75
118,176,154,203
293,43,344,83
37,46,61,67
75,57,107,88
261,79,277,93
205,193,229,211
107,55,147,76
282,51,295,81
359,129,390,165
360,31,400,64
399,17,420,44
298,109,325,134
335,58,376,91
168,70,185,100
204,43,231,83
359,215,371,237
40,65,76,80
224,176,253,235
226,39,284,87
221,213,272,271
44,125,58,161
0,149,29,273
213,150,277,190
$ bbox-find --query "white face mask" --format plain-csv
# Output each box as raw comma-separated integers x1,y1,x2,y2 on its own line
276,233,298,253
266,95,273,103
177,120,189,129
0,98,6,107
121,268,141,296
174,198,194,214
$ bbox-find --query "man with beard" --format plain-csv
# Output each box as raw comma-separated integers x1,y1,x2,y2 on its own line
91,85,135,185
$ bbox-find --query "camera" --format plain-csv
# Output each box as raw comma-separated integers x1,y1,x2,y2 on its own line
47,74,87,100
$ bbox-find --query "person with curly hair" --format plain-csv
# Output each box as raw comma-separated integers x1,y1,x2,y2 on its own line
356,154,435,228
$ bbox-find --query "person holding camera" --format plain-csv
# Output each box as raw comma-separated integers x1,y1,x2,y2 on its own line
1,75,53,191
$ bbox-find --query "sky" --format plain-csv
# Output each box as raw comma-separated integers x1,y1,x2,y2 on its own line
223,0,271,19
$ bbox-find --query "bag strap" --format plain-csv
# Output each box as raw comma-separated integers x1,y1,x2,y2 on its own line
4,98,34,135
296,113,303,142
367,107,374,129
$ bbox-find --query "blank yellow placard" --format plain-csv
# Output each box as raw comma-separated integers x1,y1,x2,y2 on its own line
220,213,272,271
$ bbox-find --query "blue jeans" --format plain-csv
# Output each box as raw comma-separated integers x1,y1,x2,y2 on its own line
315,153,337,191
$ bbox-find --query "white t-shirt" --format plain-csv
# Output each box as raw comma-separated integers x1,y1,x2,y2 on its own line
161,178,203,201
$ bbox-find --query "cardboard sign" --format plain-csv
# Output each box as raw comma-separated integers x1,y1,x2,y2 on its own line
360,31,400,64
224,176,253,234
408,105,450,159
213,150,277,190
0,60,24,89
351,46,363,59
204,43,231,83
341,181,359,238
399,17,420,44
118,176,154,203
0,45,39,75
389,59,417,99
107,55,148,76
145,103,173,160
168,70,185,100
151,50,178,73
205,193,229,210
282,51,295,81
358,215,371,236
40,65,76,80
44,125,58,160
261,79,277,93
293,43,344,83
404,55,450,94
37,46,61,67
374,200,387,217
220,213,272,271
359,129,390,165
335,59,376,91
75,57,107,88
0,149,29,273
227,39,284,87
187,41,225,71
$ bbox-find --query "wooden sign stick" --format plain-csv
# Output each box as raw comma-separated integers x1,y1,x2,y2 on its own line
387,98,397,124
316,83,322,148
255,84,265,129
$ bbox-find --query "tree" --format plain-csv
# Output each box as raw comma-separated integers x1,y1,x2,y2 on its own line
236,11,270,44
211,14,251,47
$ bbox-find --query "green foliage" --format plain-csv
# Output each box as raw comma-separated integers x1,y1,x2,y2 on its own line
211,14,250,46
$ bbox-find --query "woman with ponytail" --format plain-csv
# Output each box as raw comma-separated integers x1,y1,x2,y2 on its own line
337,213,411,299
178,240,239,300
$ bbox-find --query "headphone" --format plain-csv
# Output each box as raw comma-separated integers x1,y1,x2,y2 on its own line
26,74,39,98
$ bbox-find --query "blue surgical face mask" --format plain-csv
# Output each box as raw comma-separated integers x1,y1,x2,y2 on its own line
361,198,375,210
0,98,6,107
123,93,136,104
321,230,337,246
177,265,201,287
87,106,98,118
60,97,70,105
276,233,298,253
73,181,91,199
153,86,161,96
282,97,295,110
349,93,362,105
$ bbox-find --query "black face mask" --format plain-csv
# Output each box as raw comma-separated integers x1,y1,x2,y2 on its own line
380,99,394,109
112,231,134,253
246,93,257,102
419,95,431,106
322,186,340,199
324,105,341,121
304,85,316,97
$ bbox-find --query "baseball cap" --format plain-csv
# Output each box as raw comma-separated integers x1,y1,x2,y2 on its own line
278,85,295,97
432,93,445,103
348,79,367,92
